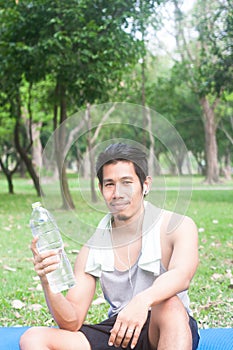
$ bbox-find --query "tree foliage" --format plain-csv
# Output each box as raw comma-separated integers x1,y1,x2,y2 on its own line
0,0,232,196
0,0,165,199
170,0,233,183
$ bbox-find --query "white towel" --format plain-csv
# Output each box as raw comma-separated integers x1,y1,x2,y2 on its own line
85,201,163,277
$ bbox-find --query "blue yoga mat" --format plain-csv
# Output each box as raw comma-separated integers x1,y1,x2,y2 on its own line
197,328,233,350
0,327,29,350
0,327,232,349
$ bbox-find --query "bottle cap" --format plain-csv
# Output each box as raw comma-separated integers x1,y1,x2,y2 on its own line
32,202,42,209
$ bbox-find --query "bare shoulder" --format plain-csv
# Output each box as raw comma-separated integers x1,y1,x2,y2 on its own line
160,210,199,273
161,209,198,239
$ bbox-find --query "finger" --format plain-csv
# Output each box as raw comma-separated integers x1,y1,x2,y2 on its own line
113,324,128,347
129,326,142,349
35,250,60,261
31,237,39,255
41,254,60,270
37,261,60,277
35,254,60,277
40,261,60,275
33,250,59,266
108,320,122,347
41,249,60,260
121,327,135,348
44,253,60,267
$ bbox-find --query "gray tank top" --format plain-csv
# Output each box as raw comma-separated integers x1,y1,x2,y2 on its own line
100,259,191,317
85,202,191,317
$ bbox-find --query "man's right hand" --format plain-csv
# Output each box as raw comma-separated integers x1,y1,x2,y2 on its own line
31,237,60,282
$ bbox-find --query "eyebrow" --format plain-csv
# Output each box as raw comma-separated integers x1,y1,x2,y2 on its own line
103,176,134,184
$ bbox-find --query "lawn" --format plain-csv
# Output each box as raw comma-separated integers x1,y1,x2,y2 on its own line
0,175,232,328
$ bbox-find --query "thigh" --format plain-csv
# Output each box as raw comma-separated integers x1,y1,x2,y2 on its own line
20,326,91,350
79,314,153,350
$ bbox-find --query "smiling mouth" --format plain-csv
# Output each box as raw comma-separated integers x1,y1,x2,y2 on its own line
110,202,129,211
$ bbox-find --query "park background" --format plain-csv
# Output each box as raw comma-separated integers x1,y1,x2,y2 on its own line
0,0,232,329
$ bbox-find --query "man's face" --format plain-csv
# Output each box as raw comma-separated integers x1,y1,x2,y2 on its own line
99,161,145,224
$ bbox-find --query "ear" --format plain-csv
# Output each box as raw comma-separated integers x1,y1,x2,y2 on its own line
143,176,152,195
98,182,103,194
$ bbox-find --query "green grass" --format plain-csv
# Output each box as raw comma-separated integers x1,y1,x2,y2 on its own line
186,190,233,328
0,175,232,328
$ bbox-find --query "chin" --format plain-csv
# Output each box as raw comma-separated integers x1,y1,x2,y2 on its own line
116,214,129,221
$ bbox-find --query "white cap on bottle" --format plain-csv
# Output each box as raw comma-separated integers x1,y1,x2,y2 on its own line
32,202,42,209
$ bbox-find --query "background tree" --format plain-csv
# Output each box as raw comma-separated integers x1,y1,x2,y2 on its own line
0,0,164,204
116,52,204,175
216,93,233,179
172,0,233,183
0,0,231,195
0,3,46,196
0,113,19,194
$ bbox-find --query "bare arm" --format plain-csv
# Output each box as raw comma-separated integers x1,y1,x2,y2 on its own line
31,239,95,331
141,214,199,306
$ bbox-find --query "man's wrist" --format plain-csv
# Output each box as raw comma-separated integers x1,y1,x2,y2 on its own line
135,289,154,310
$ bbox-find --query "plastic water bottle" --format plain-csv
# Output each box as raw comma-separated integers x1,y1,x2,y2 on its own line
30,202,76,293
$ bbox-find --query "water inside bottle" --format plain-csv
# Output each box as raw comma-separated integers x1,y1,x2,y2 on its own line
30,204,76,293
46,250,76,293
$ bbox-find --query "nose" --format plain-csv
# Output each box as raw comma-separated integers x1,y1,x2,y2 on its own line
112,183,123,198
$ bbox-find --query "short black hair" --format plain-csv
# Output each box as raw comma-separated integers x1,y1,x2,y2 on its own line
96,143,148,189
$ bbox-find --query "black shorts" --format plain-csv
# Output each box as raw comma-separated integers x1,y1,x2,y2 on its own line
79,312,200,350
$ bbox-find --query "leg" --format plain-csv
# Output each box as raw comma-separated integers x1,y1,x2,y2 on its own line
148,296,192,350
19,326,91,350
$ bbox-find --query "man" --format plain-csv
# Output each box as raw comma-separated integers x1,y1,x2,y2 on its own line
20,143,200,350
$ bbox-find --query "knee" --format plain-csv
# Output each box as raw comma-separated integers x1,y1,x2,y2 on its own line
19,327,43,350
159,296,186,313
151,296,188,325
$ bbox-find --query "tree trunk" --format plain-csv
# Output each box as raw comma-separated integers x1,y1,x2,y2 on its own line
86,104,98,203
13,93,44,197
31,122,43,176
84,102,116,203
0,158,15,194
146,108,156,176
14,118,43,196
141,56,148,147
5,172,14,194
7,174,14,194
200,96,219,184
221,148,232,181
54,83,75,210
82,151,90,179
19,158,26,178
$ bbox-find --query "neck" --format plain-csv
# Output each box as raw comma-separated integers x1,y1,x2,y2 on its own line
111,209,144,247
